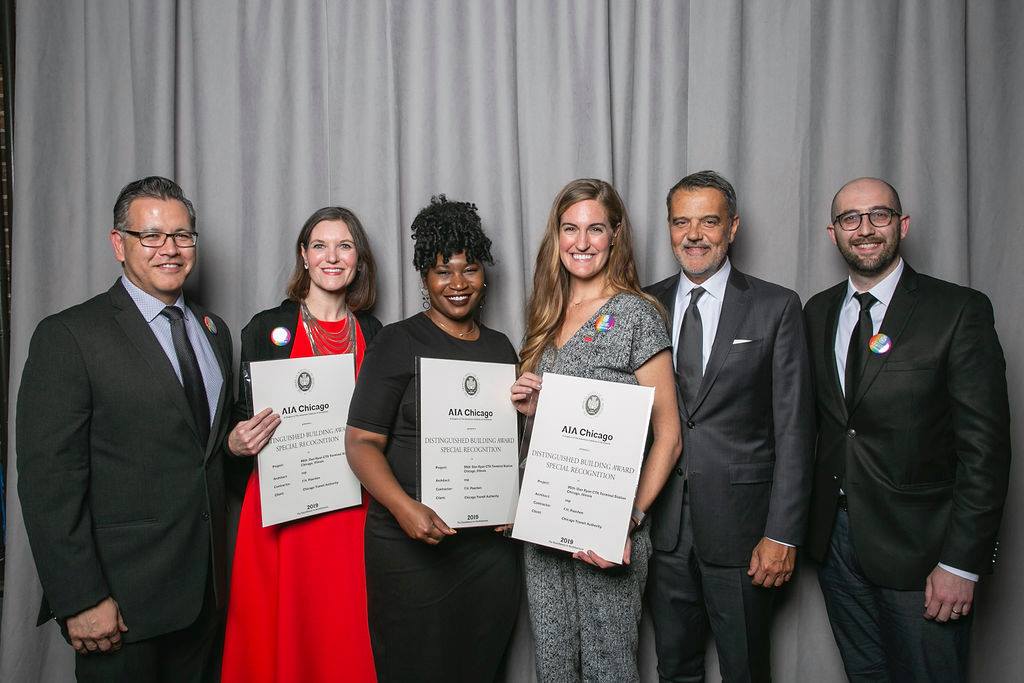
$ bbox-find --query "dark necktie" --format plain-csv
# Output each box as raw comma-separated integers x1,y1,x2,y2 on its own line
844,292,877,410
677,286,706,411
162,306,211,446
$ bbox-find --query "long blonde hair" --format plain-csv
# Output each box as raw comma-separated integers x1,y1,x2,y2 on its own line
520,178,661,372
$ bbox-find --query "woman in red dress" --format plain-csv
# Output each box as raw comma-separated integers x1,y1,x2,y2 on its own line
221,206,381,683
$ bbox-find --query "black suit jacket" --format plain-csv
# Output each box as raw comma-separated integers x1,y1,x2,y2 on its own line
646,268,815,566
17,280,234,642
803,264,1011,589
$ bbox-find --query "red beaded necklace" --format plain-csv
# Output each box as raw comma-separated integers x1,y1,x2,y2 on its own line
299,301,355,356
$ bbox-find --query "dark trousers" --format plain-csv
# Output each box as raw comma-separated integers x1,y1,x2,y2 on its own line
647,491,774,683
74,574,224,683
817,506,970,682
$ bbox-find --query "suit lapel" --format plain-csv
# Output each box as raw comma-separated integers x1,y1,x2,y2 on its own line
653,274,680,331
268,302,301,360
646,274,691,422
823,287,848,422
189,301,231,461
689,269,750,416
849,266,919,413
109,282,202,443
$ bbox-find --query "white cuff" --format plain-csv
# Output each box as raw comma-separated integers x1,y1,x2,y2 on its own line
766,537,795,548
937,563,979,582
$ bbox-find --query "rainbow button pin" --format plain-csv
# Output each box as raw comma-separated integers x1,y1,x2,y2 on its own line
594,314,615,333
868,333,892,355
270,327,292,347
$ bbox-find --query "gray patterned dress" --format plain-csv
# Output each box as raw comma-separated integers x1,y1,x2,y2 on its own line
524,292,671,683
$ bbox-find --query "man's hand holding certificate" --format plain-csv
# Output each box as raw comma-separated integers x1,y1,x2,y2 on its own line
512,373,654,563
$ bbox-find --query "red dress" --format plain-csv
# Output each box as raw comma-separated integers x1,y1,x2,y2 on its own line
222,316,376,683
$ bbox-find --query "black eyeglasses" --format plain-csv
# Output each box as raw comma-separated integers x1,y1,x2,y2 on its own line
119,229,199,248
832,208,900,231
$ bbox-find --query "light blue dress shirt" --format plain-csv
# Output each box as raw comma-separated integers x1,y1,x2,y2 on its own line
120,275,223,428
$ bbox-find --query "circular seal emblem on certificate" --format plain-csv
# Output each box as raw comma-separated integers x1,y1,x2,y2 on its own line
295,370,314,392
463,374,479,397
583,393,603,417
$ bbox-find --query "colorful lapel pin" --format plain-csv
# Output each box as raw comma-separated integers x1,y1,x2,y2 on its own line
594,314,615,333
270,326,292,347
868,333,892,355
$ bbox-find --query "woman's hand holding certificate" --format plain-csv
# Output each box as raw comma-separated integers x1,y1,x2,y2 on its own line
511,373,654,564
394,497,457,545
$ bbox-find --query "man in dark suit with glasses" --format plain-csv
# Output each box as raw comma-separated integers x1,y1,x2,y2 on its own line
804,176,1011,681
17,176,233,682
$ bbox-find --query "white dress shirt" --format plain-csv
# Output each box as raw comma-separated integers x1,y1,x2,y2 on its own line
672,258,731,373
832,259,976,582
833,259,904,394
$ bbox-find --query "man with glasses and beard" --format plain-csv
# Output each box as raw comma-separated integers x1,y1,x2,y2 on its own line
803,177,1011,681
17,176,233,682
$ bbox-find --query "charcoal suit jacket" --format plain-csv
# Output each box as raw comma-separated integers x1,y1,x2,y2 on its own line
17,279,233,642
646,268,815,566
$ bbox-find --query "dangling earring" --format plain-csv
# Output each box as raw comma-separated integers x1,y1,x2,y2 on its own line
421,287,430,310
478,282,487,311
303,261,309,270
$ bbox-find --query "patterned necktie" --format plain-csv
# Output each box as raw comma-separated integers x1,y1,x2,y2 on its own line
844,292,877,410
161,306,211,446
677,287,706,411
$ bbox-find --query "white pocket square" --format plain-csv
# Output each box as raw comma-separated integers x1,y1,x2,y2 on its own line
732,339,753,345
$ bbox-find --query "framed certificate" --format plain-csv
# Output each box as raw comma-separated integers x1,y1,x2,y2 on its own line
511,373,654,562
249,354,362,527
417,357,519,528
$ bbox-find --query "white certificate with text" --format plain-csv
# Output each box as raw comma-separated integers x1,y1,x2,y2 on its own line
250,354,362,527
512,373,653,562
418,357,519,527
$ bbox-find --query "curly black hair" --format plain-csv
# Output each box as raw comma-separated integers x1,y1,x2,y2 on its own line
411,195,495,273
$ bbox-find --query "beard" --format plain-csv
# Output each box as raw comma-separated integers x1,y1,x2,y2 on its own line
837,231,901,277
675,242,727,282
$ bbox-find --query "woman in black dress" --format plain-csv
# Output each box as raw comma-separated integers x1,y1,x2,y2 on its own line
346,196,520,682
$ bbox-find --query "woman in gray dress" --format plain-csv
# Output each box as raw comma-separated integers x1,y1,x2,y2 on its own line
511,178,682,682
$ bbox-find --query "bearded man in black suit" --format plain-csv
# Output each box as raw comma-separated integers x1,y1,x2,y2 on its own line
17,176,233,682
803,177,1011,681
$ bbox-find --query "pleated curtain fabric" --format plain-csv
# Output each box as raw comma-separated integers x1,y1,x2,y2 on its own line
3,2,1024,682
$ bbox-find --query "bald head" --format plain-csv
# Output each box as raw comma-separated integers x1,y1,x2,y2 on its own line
831,177,902,222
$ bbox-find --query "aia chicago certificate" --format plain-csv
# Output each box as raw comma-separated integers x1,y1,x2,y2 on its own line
417,357,519,528
249,354,362,527
512,373,653,562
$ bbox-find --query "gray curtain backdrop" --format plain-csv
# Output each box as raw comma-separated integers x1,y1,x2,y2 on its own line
3,1,1021,680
